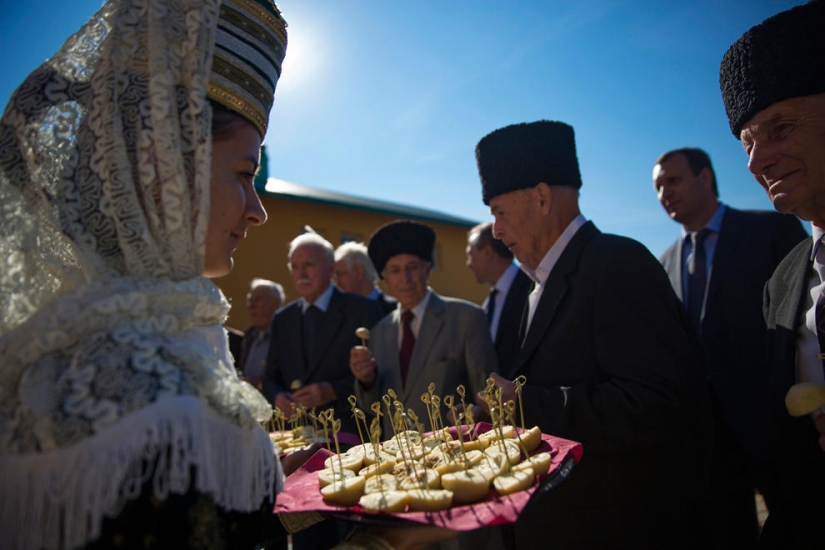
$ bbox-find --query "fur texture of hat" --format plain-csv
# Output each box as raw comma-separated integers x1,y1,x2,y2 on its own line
368,220,435,277
719,0,825,138
475,120,582,205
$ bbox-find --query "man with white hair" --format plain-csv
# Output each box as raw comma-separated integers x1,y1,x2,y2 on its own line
334,241,396,315
236,278,284,390
264,232,383,434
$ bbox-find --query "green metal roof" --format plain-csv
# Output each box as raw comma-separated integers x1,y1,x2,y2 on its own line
260,177,480,228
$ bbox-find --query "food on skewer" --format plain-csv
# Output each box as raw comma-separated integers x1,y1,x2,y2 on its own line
785,381,825,416
355,327,371,346
317,468,356,488
440,469,490,503
310,377,555,514
406,488,454,512
492,468,534,496
358,490,410,513
321,475,366,507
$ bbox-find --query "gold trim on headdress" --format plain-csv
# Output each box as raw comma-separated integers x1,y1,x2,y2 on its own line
208,0,288,136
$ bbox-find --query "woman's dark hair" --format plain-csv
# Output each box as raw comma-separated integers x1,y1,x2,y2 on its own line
210,100,247,141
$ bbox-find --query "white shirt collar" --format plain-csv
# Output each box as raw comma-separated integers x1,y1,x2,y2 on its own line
522,214,587,285
494,262,520,293
810,224,825,262
301,283,334,313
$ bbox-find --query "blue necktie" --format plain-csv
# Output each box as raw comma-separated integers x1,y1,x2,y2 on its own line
486,288,498,324
687,229,710,335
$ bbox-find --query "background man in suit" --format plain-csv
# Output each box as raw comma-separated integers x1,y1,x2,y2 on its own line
475,120,711,549
236,278,284,390
719,3,825,547
334,241,397,316
264,232,382,433
350,220,495,437
653,147,805,549
466,221,532,375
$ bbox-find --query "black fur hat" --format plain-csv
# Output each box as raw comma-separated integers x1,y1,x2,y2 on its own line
719,0,825,138
475,120,582,206
368,220,436,277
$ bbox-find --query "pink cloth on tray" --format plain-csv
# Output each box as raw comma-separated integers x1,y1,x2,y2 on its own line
274,423,583,531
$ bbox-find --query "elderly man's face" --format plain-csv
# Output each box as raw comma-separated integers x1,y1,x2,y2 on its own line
333,259,360,294
489,187,543,269
383,253,430,310
289,243,333,303
740,94,825,225
247,286,281,331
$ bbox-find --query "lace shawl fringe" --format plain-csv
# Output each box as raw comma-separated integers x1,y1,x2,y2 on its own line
0,396,278,550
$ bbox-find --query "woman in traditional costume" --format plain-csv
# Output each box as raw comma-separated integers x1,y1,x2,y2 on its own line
0,0,290,547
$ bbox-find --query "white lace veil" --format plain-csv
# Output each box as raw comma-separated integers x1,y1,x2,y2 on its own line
0,0,287,548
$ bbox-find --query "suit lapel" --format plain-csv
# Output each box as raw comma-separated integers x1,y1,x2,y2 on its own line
705,208,740,306
513,222,597,375
384,309,403,388
670,239,685,300
500,270,532,347
777,242,814,332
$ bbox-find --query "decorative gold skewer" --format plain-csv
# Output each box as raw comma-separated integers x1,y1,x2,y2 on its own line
456,385,475,434
506,400,530,457
382,394,399,441
317,410,332,452
514,375,528,430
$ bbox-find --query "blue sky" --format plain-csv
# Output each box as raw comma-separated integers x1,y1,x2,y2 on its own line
0,0,806,257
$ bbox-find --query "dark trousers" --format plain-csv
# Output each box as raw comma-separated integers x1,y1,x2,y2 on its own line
706,390,762,550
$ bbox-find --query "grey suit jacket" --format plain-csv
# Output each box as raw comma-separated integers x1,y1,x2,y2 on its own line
354,291,496,437
762,238,825,549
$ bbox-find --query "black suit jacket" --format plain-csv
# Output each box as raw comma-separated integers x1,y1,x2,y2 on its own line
264,287,383,432
508,222,711,549
226,326,245,370
763,238,825,549
374,290,397,317
493,267,532,377
660,207,806,458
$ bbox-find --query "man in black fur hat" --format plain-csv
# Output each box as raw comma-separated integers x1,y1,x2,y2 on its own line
474,120,712,549
350,220,496,439
719,2,825,548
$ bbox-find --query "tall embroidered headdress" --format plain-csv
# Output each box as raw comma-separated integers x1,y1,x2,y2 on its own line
0,1,287,548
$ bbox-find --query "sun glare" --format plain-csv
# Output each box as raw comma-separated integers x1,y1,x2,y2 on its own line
278,26,319,95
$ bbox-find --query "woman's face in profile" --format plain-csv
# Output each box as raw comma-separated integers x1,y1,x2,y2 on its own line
203,118,267,278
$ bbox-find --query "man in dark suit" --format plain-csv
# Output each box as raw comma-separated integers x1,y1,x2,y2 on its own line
466,221,531,374
333,241,397,316
719,3,825,548
474,120,712,549
264,233,383,433
654,147,806,548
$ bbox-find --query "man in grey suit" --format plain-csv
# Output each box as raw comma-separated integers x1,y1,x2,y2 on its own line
654,147,805,549
466,221,532,376
719,3,825,547
349,220,495,437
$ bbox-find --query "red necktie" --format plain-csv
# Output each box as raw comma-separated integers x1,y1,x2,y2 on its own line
399,310,415,386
